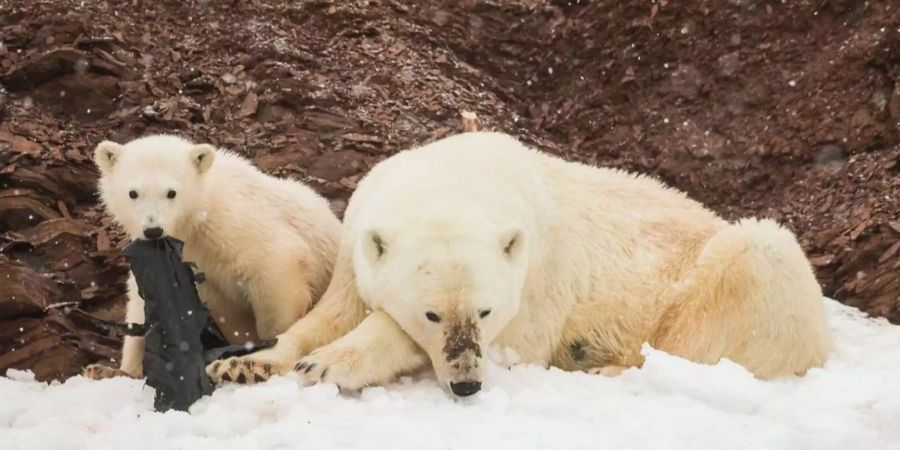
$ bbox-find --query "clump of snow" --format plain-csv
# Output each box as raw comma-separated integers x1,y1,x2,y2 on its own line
2,301,899,449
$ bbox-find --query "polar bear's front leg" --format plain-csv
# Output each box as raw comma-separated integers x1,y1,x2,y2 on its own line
84,274,144,379
207,253,368,385
250,271,314,340
293,310,429,390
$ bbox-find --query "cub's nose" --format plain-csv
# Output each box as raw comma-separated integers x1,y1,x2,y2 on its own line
143,227,164,239
449,381,482,397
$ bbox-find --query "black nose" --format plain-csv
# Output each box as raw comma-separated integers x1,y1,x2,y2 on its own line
143,227,164,239
449,381,482,397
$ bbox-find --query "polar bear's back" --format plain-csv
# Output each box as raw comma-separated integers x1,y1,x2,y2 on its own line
343,131,723,247
344,132,552,233
360,132,543,192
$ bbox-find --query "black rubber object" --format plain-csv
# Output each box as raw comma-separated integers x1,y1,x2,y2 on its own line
123,237,275,411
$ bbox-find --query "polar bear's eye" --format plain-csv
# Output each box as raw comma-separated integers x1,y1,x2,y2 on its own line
425,312,441,323
128,190,138,200
167,189,177,199
479,309,491,319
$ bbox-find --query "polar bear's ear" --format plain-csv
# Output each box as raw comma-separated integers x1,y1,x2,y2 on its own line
499,228,524,260
362,228,389,262
189,144,216,174
94,141,123,173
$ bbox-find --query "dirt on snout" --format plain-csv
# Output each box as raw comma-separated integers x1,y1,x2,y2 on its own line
0,0,898,381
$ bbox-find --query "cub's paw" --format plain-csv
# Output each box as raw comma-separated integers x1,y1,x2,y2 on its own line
206,357,286,385
587,365,627,377
293,344,369,391
83,364,133,380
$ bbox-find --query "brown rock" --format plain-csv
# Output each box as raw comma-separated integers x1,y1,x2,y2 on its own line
1,49,89,91
0,131,43,157
32,74,121,122
0,257,59,320
308,150,367,182
236,92,259,118
717,52,740,77
667,64,703,100
889,83,900,130
0,189,61,231
6,163,100,202
0,317,98,382
6,218,94,248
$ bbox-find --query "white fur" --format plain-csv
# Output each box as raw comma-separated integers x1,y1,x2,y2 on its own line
210,132,831,395
85,135,340,378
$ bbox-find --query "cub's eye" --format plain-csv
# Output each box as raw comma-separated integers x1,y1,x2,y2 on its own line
167,189,177,199
128,190,138,200
425,312,441,323
479,309,492,319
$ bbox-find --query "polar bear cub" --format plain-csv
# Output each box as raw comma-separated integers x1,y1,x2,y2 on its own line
83,135,340,380
208,132,831,396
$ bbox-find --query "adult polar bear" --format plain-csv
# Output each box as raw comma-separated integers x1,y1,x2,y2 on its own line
208,132,832,397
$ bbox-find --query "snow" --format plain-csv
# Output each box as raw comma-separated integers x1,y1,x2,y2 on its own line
2,300,899,450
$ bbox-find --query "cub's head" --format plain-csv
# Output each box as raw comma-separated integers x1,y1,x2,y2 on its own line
355,222,528,397
93,135,216,240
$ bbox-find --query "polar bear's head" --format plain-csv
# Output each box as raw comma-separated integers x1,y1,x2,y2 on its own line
355,221,528,397
94,135,215,240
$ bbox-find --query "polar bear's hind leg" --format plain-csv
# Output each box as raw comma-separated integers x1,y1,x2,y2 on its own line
651,219,831,378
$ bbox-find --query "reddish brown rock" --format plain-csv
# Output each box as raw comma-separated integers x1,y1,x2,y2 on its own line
0,257,59,320
0,314,120,382
308,150,368,182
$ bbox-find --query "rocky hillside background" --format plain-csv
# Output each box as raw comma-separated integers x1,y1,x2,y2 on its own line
1,0,898,380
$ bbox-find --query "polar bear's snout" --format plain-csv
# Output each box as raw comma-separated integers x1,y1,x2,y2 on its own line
438,317,485,396
143,226,164,239
449,381,481,397
139,213,167,239
442,348,484,397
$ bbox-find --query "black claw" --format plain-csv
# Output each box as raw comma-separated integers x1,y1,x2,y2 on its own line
229,359,238,368
254,374,266,383
320,368,328,380
243,360,254,368
304,363,316,374
210,361,221,371
236,373,247,384
263,363,273,375
294,362,308,372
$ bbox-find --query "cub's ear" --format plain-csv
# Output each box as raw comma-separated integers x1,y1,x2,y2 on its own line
189,144,216,174
94,141,124,173
362,228,390,262
499,227,524,260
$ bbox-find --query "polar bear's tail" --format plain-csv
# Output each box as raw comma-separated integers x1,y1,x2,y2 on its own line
651,218,832,378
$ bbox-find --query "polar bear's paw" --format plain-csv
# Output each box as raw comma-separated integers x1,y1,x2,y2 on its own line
206,357,285,384
292,344,371,391
586,365,627,377
83,364,133,380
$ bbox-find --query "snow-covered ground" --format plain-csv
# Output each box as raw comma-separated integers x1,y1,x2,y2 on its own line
2,300,899,450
